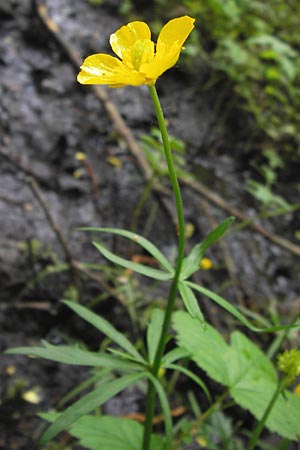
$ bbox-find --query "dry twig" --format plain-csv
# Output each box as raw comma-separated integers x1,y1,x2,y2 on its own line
27,176,125,304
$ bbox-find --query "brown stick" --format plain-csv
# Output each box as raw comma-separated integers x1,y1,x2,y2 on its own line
27,176,126,304
183,176,300,255
27,176,81,288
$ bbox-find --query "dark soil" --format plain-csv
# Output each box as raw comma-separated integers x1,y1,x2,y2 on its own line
1,0,299,449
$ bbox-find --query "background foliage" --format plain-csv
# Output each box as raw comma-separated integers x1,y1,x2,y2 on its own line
122,0,300,159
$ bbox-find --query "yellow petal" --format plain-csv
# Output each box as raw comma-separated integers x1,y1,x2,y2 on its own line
77,53,145,86
141,42,180,80
106,69,146,87
142,16,195,80
157,16,195,49
77,54,123,83
110,21,151,60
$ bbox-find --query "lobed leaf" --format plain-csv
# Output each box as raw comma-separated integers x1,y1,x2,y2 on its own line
41,413,164,450
173,311,300,441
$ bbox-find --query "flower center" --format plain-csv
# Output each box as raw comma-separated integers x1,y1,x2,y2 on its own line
130,39,155,71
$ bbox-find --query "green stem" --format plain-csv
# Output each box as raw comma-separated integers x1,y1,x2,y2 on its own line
142,85,186,450
247,376,288,450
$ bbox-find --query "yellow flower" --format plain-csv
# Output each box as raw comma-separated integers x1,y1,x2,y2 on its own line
77,16,195,88
199,258,212,270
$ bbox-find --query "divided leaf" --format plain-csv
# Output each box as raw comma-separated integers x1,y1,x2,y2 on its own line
93,241,173,281
178,281,205,324
186,281,296,333
82,227,174,273
181,217,234,279
173,311,231,386
64,301,145,363
39,372,146,445
173,311,300,441
6,342,143,371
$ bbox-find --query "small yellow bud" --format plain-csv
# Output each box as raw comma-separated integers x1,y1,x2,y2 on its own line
185,223,195,238
106,155,122,168
158,367,165,378
199,258,212,270
6,365,16,376
75,152,87,161
22,387,42,404
294,383,300,397
73,168,84,179
277,349,300,383
196,436,207,446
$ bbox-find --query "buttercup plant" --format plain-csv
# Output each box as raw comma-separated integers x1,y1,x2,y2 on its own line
6,16,300,450
79,17,195,448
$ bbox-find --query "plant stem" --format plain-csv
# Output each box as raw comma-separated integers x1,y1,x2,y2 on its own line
247,376,288,450
142,85,186,450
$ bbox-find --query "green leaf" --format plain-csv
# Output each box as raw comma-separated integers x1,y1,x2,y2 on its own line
165,363,211,402
186,281,297,333
93,241,173,281
173,311,300,441
39,372,146,445
162,347,190,365
82,227,174,273
41,414,164,450
146,308,164,364
173,311,231,386
248,35,296,58
64,301,145,363
178,281,205,324
6,342,142,371
181,217,234,279
146,372,173,450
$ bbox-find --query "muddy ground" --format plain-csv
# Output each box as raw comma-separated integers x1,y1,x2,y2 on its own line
0,0,299,449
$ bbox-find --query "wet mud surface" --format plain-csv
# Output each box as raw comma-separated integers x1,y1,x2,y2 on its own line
1,0,299,448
